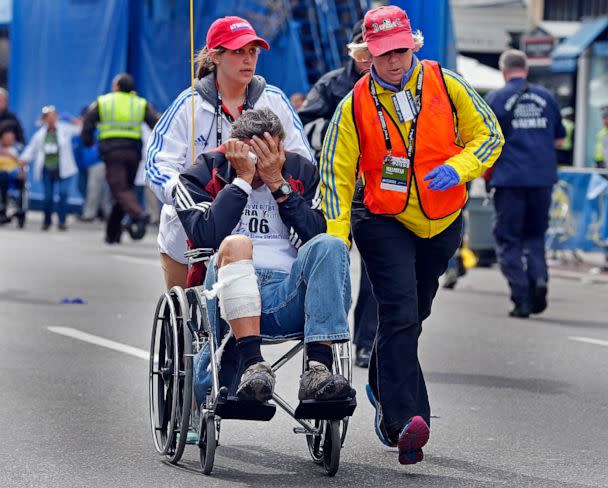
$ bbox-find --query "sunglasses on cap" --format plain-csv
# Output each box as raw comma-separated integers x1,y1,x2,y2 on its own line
379,48,410,57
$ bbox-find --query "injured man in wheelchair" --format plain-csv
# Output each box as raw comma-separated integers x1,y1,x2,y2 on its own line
175,107,354,404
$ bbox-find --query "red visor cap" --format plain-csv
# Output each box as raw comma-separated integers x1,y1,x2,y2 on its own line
206,16,270,51
363,6,415,57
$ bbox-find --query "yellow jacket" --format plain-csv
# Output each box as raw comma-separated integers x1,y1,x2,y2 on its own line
320,61,504,246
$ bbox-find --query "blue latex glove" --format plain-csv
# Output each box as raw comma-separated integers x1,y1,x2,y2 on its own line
424,164,460,191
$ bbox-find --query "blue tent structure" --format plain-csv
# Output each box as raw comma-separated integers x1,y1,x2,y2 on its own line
8,0,455,208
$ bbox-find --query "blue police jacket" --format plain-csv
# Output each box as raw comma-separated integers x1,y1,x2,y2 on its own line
486,78,565,187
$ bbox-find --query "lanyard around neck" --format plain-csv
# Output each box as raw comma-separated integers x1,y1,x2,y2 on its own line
215,86,250,146
368,64,424,159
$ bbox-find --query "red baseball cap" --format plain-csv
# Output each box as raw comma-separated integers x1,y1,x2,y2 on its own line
206,16,270,51
363,6,415,57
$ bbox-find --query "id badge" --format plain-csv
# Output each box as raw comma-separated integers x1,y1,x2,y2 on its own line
381,155,410,193
392,90,416,122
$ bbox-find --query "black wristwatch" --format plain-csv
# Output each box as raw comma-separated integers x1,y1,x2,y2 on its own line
271,181,293,200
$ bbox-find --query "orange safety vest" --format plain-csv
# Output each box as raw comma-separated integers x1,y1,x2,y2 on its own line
352,60,467,219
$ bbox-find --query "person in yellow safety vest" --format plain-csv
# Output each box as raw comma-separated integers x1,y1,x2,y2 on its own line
320,5,503,466
556,107,574,165
595,105,608,168
81,73,159,244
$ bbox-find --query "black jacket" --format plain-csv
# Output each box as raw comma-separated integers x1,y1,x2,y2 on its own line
298,60,363,154
0,110,25,144
176,149,325,250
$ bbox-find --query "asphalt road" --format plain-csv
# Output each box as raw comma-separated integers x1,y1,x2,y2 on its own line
1,216,607,488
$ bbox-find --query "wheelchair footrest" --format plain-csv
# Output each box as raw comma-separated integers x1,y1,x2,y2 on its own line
215,396,276,421
294,396,357,420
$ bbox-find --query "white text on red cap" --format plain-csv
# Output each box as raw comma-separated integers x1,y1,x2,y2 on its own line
372,18,404,33
230,21,251,32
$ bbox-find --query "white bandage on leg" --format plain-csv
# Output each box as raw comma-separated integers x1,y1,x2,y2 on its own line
216,259,261,321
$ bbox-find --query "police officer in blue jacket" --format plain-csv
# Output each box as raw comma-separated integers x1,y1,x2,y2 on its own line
486,49,565,318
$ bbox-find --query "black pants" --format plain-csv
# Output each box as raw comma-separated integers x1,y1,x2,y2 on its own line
0,172,24,209
103,148,143,240
352,204,462,436
353,257,378,350
492,186,551,306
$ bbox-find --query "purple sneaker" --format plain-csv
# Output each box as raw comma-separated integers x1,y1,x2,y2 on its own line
397,416,430,465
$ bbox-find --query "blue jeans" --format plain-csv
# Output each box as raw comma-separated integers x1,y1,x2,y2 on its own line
42,168,71,225
193,234,352,403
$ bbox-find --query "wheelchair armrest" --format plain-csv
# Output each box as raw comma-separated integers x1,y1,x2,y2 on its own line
184,247,215,264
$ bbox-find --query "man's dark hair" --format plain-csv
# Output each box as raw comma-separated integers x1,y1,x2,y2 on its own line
230,108,286,141
0,121,17,138
113,73,135,92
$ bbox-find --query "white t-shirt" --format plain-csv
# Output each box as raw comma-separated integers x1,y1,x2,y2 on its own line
232,185,296,273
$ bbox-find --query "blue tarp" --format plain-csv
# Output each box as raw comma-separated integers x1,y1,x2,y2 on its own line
550,170,608,251
9,0,130,206
389,0,457,70
9,0,312,138
8,0,312,206
551,17,608,73
9,0,129,140
129,0,310,110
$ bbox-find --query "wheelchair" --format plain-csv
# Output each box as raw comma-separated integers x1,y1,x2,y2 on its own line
149,248,356,477
0,170,27,228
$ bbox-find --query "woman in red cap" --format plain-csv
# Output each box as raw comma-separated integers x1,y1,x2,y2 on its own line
145,16,314,290
320,5,504,465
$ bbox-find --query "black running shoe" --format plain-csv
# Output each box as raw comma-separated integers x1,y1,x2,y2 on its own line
509,302,530,318
530,282,548,314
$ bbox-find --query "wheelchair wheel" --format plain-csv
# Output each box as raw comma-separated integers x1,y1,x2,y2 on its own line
148,289,193,464
332,342,352,446
199,413,216,475
322,420,341,477
306,419,324,464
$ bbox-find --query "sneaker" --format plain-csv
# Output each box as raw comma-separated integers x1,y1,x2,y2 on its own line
176,431,199,444
127,214,149,240
236,361,275,402
365,384,396,447
509,302,530,318
104,232,122,245
355,347,371,368
57,223,67,231
397,416,430,465
530,282,548,314
442,269,459,289
298,362,351,401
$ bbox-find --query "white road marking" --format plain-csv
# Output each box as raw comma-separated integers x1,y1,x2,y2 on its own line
112,254,159,266
48,326,149,360
569,336,608,347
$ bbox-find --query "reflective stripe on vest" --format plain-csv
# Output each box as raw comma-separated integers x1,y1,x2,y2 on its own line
352,60,467,219
97,92,146,140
